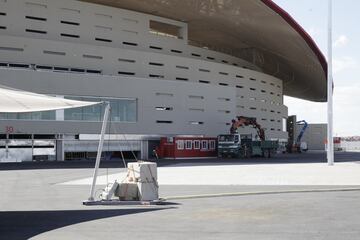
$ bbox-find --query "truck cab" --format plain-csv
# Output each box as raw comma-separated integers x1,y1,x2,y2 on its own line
217,134,241,158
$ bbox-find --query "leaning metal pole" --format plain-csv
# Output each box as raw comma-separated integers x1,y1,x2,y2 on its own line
327,0,334,165
88,102,111,201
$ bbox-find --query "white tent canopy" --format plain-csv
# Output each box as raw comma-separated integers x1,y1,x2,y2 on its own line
0,85,100,113
0,85,111,201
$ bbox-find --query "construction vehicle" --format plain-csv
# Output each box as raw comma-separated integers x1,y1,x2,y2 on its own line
287,120,308,153
218,116,278,158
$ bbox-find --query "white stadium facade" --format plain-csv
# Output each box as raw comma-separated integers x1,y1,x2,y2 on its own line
0,0,327,161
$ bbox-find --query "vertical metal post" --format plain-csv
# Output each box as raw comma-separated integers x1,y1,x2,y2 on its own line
327,0,334,165
56,134,65,161
88,102,111,201
5,133,9,159
31,134,34,162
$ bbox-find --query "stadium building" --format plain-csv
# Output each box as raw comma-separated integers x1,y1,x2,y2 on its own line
0,0,327,161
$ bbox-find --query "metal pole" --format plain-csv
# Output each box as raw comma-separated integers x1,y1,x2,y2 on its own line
5,133,9,159
88,102,111,201
327,0,334,165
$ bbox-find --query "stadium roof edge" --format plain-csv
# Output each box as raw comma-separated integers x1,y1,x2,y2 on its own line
261,0,327,79
80,0,328,102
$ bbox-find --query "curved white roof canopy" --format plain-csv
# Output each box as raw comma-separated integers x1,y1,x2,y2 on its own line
0,85,100,113
81,0,327,102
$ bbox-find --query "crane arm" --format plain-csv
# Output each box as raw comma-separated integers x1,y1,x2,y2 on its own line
229,116,266,141
295,120,308,144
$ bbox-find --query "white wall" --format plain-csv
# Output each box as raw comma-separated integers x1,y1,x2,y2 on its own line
0,0,288,139
296,124,327,150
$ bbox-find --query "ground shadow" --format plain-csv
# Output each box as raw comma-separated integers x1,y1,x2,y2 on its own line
0,208,172,240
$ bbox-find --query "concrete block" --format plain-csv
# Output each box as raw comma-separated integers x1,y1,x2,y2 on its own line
127,161,157,182
137,182,159,201
115,182,139,201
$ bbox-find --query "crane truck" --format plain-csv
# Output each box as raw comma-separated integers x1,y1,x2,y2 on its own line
286,120,308,153
217,116,279,158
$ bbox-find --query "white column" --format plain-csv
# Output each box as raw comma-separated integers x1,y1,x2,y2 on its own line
56,134,65,161
327,0,334,165
140,140,148,160
55,95,64,121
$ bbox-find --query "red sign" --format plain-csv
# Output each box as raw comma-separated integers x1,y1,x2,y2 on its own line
5,126,14,134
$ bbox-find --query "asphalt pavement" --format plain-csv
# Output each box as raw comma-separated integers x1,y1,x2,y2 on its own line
1,151,360,240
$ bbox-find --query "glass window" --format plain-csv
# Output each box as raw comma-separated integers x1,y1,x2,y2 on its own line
185,140,192,150
177,140,184,150
31,112,42,120
64,96,137,122
82,97,101,121
209,140,216,150
0,111,55,120
32,111,56,120
6,113,17,120
64,96,82,120
201,140,208,150
218,135,234,142
0,96,137,122
118,99,137,122
18,113,32,120
110,98,137,122
32,112,43,120
109,99,120,122
194,140,200,149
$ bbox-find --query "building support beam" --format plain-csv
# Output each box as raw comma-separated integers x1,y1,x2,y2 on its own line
140,140,149,160
56,134,64,161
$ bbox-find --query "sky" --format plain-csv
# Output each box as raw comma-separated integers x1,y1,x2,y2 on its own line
272,0,360,136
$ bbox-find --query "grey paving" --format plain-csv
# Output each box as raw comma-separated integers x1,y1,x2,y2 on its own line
0,152,360,239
